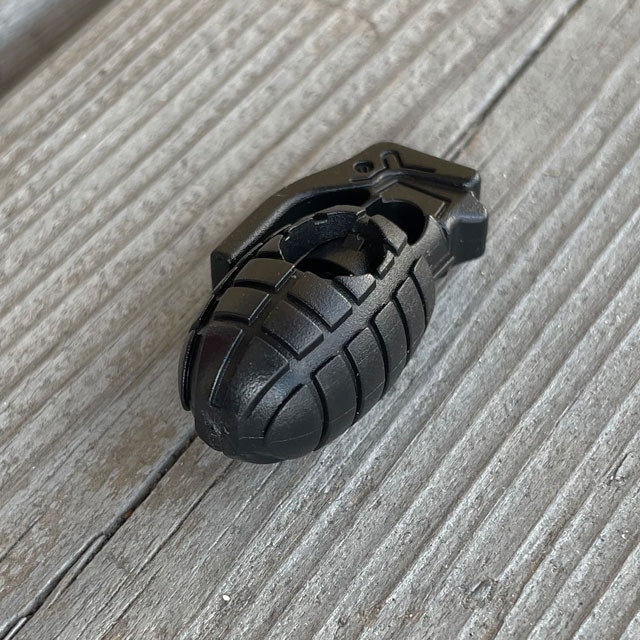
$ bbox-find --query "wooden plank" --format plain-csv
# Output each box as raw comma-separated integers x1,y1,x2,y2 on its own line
0,0,110,92
2,0,639,638
0,0,585,632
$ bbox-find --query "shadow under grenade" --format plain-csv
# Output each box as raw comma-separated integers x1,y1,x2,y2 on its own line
179,143,488,463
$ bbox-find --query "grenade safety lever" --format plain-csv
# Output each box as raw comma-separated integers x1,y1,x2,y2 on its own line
180,143,487,463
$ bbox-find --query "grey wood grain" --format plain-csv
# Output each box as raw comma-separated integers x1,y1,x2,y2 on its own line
0,0,110,93
1,0,639,638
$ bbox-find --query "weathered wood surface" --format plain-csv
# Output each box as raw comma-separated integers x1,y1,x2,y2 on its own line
0,0,110,93
1,0,639,638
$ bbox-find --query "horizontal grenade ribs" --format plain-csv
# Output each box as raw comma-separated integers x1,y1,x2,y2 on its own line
179,143,488,463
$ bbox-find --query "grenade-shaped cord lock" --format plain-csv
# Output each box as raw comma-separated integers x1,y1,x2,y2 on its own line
180,143,488,463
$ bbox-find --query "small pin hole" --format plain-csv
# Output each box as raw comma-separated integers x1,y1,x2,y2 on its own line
354,160,374,174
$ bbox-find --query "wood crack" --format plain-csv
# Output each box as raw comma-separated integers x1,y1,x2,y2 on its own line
0,430,196,640
447,0,591,161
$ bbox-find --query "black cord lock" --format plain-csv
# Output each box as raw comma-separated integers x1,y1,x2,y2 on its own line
179,143,487,463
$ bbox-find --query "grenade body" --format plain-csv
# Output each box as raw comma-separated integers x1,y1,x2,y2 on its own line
180,143,487,463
